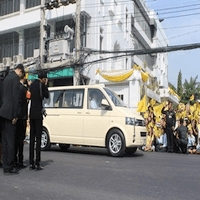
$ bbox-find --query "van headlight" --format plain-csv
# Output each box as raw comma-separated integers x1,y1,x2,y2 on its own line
125,117,145,126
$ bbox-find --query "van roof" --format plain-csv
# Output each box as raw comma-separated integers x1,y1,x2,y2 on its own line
48,84,106,91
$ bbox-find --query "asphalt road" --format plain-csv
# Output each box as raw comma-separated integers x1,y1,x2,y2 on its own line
0,144,199,200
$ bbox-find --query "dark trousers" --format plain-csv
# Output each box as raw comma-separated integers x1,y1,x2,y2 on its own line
15,119,27,164
29,119,42,166
165,126,174,152
1,118,16,172
0,117,2,163
155,144,167,152
174,138,188,153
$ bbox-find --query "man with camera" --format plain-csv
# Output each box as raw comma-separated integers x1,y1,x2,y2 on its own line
29,71,49,170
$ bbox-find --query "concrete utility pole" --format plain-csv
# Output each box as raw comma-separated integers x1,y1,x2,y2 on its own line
73,0,81,85
39,0,46,69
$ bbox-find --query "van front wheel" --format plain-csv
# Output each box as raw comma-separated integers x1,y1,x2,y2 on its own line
107,129,125,157
41,128,51,151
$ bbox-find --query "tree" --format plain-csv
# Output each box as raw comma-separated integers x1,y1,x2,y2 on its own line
181,76,200,104
177,70,183,98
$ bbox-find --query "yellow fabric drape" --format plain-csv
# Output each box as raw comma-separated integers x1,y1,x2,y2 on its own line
137,95,147,112
97,69,134,82
141,71,149,82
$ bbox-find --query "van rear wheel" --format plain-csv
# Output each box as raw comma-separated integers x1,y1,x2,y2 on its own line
59,144,70,151
125,147,137,155
41,127,51,151
107,129,125,157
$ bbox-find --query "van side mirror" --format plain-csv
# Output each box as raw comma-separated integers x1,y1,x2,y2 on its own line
101,99,111,110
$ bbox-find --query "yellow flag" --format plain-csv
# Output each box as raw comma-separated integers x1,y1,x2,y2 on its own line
137,95,147,112
153,103,164,118
150,98,156,107
190,94,194,101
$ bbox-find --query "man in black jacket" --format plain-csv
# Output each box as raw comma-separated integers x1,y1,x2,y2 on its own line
174,118,188,153
161,100,176,153
15,72,28,168
0,64,25,175
29,70,49,170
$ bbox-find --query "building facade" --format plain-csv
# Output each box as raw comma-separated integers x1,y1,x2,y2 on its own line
0,0,179,111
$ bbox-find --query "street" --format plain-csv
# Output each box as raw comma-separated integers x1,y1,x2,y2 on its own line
0,144,199,200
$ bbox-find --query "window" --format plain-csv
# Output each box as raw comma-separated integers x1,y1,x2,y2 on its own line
0,32,19,61
26,0,40,9
44,90,64,108
88,89,106,110
62,89,84,108
24,27,40,59
0,0,20,16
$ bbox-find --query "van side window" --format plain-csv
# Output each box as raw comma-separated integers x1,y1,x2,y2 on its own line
44,90,63,108
88,89,105,109
62,89,84,108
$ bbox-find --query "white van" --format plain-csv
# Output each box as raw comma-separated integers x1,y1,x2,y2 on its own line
42,85,146,157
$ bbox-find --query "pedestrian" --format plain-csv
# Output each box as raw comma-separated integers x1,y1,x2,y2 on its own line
14,71,29,168
29,70,49,170
0,64,25,175
161,101,176,153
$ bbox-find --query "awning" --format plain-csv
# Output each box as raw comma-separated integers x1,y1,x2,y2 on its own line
28,68,74,80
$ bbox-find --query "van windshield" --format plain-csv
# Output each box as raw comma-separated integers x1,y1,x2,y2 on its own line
104,88,126,107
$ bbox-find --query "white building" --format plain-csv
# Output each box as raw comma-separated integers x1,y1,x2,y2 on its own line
0,0,179,111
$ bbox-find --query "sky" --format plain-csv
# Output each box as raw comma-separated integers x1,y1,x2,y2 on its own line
146,0,200,87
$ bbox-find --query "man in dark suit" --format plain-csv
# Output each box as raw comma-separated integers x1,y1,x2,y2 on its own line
29,70,49,170
161,100,176,153
0,64,25,175
15,72,28,168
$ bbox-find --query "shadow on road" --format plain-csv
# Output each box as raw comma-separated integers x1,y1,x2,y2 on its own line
46,145,144,158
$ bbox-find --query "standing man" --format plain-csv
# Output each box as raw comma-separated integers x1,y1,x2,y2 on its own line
29,70,49,170
0,64,25,175
162,100,176,153
15,72,28,168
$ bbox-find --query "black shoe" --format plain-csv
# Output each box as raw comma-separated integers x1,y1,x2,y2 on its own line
4,167,19,175
19,163,27,168
29,164,36,170
0,162,2,168
9,167,19,174
35,165,44,171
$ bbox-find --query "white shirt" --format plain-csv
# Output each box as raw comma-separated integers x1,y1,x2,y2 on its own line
156,133,167,147
187,134,195,147
90,99,99,109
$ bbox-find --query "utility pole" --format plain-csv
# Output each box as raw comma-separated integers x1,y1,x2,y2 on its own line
39,0,46,69
74,0,81,85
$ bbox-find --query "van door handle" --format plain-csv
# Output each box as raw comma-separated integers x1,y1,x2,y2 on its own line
86,112,90,114
77,112,82,114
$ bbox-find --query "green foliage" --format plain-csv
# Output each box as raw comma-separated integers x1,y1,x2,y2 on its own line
177,70,183,97
181,76,200,104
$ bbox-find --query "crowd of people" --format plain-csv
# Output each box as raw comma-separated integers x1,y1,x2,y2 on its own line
141,99,200,155
0,64,49,175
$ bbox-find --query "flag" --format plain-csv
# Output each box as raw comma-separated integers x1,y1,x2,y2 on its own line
137,95,147,112
150,98,156,107
190,94,194,101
